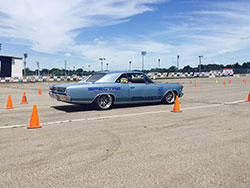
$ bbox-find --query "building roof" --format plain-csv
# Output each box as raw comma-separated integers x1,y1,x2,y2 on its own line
0,54,23,59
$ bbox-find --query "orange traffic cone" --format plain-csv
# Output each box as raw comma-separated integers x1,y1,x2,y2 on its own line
195,82,197,87
21,92,28,104
6,95,14,109
27,105,42,129
190,81,192,84
223,81,226,85
245,80,247,85
38,88,42,95
229,80,232,83
247,91,250,102
171,96,182,113
180,82,183,86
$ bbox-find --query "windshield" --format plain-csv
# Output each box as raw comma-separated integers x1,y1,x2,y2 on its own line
81,73,106,83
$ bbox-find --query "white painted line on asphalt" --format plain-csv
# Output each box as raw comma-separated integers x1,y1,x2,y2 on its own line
0,99,247,129
0,105,51,112
224,99,245,104
0,124,26,129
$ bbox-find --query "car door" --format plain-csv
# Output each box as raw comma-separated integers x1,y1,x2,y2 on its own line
128,73,159,102
113,73,130,103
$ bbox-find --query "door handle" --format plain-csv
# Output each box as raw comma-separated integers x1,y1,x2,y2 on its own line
130,86,135,89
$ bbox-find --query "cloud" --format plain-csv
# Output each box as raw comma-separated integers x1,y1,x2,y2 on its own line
152,1,250,66
65,53,71,57
1,0,250,70
0,0,164,53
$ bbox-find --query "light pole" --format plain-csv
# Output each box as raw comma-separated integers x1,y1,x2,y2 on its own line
23,53,28,77
64,60,67,77
82,66,84,76
99,58,105,71
198,55,203,74
177,55,180,70
0,43,2,53
36,61,40,77
158,59,160,69
141,51,147,71
88,65,91,72
129,61,132,70
106,63,109,71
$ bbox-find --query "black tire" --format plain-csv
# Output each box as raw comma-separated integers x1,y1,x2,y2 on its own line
94,94,113,110
162,91,176,104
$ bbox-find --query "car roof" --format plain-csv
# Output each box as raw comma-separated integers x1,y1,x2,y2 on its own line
93,71,146,83
99,71,143,75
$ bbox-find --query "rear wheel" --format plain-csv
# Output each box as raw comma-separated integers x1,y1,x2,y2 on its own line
94,94,113,110
162,91,176,104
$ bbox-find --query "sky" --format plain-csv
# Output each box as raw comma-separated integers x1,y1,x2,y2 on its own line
0,0,250,71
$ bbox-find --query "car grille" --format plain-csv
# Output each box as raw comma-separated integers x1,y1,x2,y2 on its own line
51,87,66,95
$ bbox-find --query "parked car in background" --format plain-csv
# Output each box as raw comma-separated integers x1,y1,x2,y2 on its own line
49,71,184,110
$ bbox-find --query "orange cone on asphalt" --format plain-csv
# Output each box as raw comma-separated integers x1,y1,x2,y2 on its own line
6,95,14,109
180,82,183,86
247,91,250,102
229,80,232,83
171,96,182,113
195,82,197,87
223,81,226,85
21,92,28,104
38,88,42,95
27,105,42,129
190,81,192,84
245,80,247,85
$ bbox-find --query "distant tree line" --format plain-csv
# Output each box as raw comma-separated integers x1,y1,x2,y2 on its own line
23,68,94,76
144,62,250,74
23,62,250,76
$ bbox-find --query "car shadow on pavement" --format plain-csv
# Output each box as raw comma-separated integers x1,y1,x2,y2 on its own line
51,102,163,113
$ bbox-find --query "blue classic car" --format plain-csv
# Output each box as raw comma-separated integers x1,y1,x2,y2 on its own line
49,71,184,110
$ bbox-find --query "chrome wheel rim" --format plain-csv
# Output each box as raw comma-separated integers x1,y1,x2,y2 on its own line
97,95,112,109
165,91,175,103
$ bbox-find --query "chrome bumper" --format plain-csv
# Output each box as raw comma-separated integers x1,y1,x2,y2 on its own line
49,91,71,102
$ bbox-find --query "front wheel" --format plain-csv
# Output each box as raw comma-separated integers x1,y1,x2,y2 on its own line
162,91,176,104
94,94,113,110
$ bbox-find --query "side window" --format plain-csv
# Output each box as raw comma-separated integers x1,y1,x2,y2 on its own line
128,73,146,84
116,74,128,83
144,74,153,83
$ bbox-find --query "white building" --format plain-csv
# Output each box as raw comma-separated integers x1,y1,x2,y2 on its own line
0,54,23,77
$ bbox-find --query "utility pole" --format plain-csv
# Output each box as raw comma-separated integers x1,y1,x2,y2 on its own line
129,61,132,71
198,55,203,74
158,59,161,69
177,55,180,70
141,51,147,71
88,64,91,72
0,43,2,53
23,53,28,77
99,58,105,71
64,60,67,77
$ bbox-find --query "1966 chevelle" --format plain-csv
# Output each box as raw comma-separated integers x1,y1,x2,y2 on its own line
49,71,184,110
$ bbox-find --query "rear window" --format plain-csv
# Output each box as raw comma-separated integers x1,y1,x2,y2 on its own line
86,73,106,83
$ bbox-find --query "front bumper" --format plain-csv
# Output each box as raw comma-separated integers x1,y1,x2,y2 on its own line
49,91,71,102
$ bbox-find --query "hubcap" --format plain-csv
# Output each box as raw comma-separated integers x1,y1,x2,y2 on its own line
166,91,175,103
98,95,112,109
